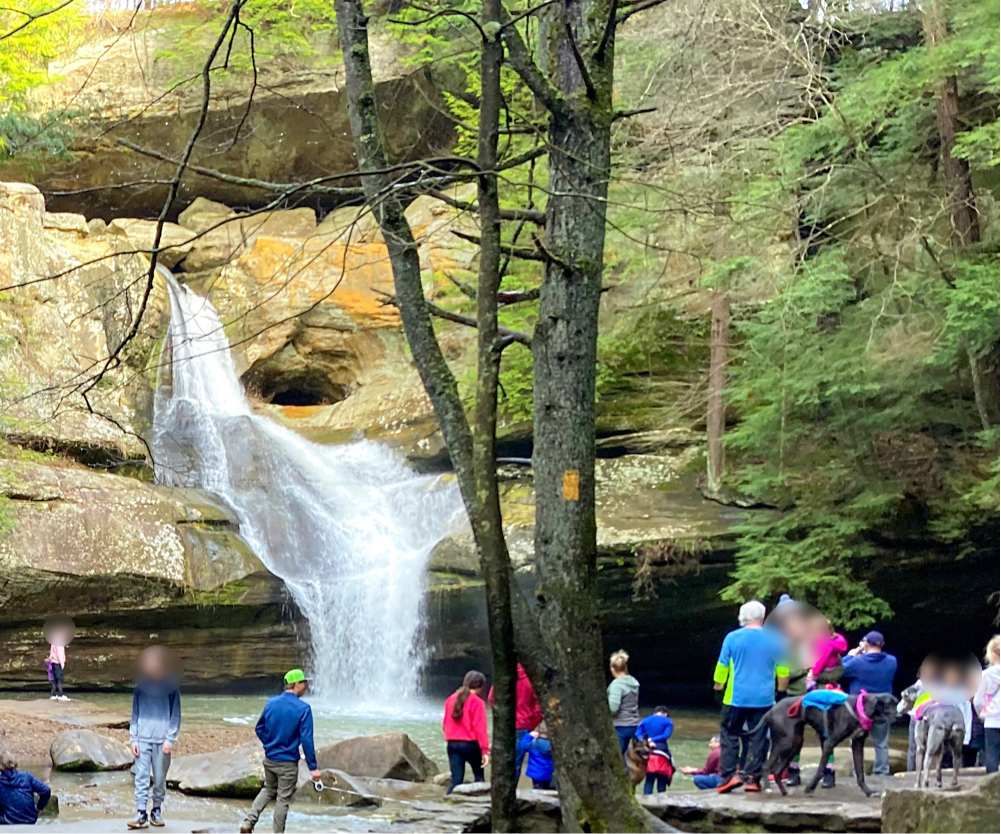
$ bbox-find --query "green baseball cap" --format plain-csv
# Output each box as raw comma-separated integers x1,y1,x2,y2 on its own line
284,668,309,685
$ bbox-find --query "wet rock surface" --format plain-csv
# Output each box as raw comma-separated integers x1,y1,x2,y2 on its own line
881,772,1000,833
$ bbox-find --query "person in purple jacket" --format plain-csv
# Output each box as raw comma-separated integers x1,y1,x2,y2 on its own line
842,631,897,775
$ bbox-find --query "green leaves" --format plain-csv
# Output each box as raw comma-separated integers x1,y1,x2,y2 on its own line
718,0,999,627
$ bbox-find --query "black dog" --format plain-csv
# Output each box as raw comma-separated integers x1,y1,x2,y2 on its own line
762,692,898,797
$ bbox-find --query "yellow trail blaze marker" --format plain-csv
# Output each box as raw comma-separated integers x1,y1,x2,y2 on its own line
562,469,580,501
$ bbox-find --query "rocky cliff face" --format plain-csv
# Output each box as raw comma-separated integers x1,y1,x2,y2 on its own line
0,19,457,220
0,457,296,691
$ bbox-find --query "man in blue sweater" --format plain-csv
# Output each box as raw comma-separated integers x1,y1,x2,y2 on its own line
241,670,321,834
0,746,51,825
842,631,897,775
128,648,181,830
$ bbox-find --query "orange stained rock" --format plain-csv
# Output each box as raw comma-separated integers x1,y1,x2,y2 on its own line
237,236,401,327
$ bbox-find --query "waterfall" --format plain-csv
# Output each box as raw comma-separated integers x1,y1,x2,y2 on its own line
151,269,464,702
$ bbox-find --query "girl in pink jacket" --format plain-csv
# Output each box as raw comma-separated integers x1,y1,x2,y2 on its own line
806,621,847,690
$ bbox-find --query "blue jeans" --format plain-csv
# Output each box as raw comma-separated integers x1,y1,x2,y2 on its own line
615,725,635,754
693,774,724,790
643,774,668,794
869,717,891,775
985,728,999,774
134,741,170,809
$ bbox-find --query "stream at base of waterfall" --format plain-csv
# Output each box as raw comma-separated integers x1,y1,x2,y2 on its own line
151,268,465,701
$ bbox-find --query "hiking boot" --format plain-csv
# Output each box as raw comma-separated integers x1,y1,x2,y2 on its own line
150,807,164,827
127,810,149,829
743,780,762,792
786,768,802,787
240,826,254,834
822,769,836,789
716,776,744,794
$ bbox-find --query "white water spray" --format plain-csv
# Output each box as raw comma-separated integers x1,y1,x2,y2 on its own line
151,270,464,701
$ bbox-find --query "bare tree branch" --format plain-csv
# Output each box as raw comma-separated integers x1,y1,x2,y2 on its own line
427,188,546,225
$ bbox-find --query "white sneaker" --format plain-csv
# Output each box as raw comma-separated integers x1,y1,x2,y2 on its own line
57,695,71,701
50,696,57,700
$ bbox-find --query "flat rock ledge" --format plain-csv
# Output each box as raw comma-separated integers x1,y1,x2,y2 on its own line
0,699,129,729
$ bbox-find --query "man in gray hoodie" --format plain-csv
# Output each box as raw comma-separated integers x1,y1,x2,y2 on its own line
127,647,182,830
607,650,641,753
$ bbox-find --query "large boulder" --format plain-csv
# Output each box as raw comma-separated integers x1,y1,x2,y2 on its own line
168,742,338,799
167,741,267,797
292,769,381,808
315,733,439,782
881,773,1000,833
50,729,133,771
107,218,196,268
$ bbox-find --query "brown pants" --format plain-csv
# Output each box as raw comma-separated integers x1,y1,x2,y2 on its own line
243,759,299,833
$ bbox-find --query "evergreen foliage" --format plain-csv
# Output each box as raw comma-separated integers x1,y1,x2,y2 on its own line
719,0,999,626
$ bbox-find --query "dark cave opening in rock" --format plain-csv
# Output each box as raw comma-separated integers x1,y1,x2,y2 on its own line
245,368,348,407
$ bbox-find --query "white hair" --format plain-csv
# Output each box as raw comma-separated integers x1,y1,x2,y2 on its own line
738,600,766,626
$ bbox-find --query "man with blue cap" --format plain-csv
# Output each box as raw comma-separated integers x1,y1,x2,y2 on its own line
241,669,321,833
843,631,898,775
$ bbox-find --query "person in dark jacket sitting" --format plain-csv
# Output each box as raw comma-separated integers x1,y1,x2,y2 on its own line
0,746,51,825
842,631,897,776
240,670,321,834
516,722,554,789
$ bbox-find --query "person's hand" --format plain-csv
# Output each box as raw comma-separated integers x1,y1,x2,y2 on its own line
310,769,322,782
131,744,140,758
806,670,815,681
481,754,490,769
162,742,172,755
847,647,861,657
530,731,540,739
679,767,697,775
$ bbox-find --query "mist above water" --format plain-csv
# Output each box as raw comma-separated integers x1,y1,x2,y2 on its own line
151,270,464,700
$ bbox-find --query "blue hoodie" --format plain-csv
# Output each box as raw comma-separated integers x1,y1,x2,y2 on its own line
841,651,898,695
0,769,51,825
130,680,182,745
517,734,553,783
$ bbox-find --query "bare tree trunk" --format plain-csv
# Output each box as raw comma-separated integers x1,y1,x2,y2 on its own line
504,2,664,830
923,0,980,246
707,291,729,494
476,2,518,828
922,0,995,430
332,3,518,828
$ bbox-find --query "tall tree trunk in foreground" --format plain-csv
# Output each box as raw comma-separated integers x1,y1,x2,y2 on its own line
332,0,518,827
706,291,729,494
475,0,519,827
503,3,663,830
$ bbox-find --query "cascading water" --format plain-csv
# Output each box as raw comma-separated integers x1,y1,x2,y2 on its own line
151,268,464,702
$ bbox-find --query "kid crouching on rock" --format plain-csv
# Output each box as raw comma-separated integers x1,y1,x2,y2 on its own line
0,746,51,825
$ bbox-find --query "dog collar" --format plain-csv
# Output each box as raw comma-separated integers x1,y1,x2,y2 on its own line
856,690,873,732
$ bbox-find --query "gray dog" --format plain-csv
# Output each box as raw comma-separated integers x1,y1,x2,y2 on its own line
897,683,965,789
